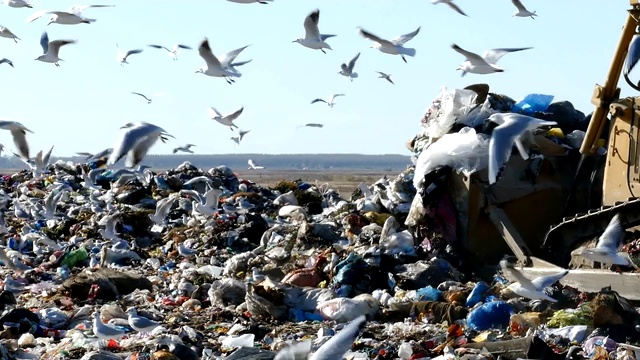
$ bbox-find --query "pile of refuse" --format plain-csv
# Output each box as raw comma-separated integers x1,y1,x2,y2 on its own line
0,84,637,360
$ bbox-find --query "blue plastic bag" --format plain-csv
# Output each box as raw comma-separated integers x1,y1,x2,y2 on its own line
466,301,514,331
414,286,442,301
465,281,490,307
512,94,555,114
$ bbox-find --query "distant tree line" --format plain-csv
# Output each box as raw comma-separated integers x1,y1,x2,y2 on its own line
0,153,412,172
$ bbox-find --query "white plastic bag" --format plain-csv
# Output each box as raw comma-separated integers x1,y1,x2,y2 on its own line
421,87,478,140
413,127,490,189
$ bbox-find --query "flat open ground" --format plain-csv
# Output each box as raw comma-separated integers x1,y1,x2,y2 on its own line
234,169,402,196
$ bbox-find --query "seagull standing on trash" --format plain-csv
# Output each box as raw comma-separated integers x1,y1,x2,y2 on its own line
500,260,568,303
511,0,537,19
36,32,76,67
451,44,532,76
339,53,360,81
581,214,638,268
92,312,125,341
357,26,420,63
293,9,336,54
431,0,467,17
126,308,161,334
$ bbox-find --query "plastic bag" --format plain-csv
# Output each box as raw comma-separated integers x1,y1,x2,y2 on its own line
466,301,514,331
413,127,490,189
422,87,479,140
512,93,555,114
457,98,499,129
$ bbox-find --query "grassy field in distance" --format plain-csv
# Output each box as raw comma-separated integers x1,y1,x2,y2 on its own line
234,169,400,196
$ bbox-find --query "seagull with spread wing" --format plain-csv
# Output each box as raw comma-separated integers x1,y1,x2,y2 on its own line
117,44,144,66
248,159,264,170
36,31,76,67
293,9,336,54
375,71,394,84
357,26,420,63
26,4,114,25
173,144,196,154
451,44,532,76
0,26,20,43
196,38,243,84
0,59,13,68
431,0,467,17
512,0,537,19
311,94,344,108
581,214,638,268
208,106,244,130
147,43,192,60
500,259,568,302
339,52,360,81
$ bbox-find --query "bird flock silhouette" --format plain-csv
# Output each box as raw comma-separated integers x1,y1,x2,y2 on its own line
0,0,537,171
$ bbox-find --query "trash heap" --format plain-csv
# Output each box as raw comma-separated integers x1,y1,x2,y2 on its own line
0,85,637,360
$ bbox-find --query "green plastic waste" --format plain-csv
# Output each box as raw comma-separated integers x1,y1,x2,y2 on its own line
60,247,89,269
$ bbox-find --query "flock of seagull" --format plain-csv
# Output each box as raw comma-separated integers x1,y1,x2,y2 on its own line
0,0,539,173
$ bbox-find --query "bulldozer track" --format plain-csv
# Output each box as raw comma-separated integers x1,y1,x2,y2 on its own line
542,197,640,265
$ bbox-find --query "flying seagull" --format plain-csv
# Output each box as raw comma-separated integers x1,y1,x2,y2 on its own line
0,120,32,161
580,214,638,268
173,144,196,154
117,44,144,66
431,0,467,17
4,0,32,8
226,0,273,3
311,94,344,108
0,58,13,68
218,45,252,74
339,52,360,81
131,92,153,104
512,0,537,19
196,38,242,84
231,130,250,146
248,159,264,170
36,31,76,67
375,71,394,84
208,106,244,130
293,9,336,54
0,26,20,43
26,5,115,25
451,44,532,76
500,260,568,302
108,121,174,168
357,26,420,63
298,123,324,128
147,44,192,60
487,113,557,185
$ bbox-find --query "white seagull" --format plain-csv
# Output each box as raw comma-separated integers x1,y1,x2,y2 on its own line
147,43,192,60
117,44,144,66
248,159,264,170
0,120,32,160
275,315,366,360
0,26,20,43
580,214,637,268
487,113,557,185
0,59,13,68
226,0,273,3
375,71,394,84
232,130,250,145
500,260,568,303
26,5,115,25
108,122,174,168
299,123,324,128
451,44,533,76
36,31,76,67
512,0,537,19
311,94,344,107
208,106,244,130
293,9,336,54
196,38,242,84
339,52,360,81
219,45,252,74
431,0,467,17
131,92,152,104
92,311,125,341
357,26,420,63
4,0,32,8
173,144,196,154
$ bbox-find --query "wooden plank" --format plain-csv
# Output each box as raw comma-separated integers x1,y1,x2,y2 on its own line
486,205,533,266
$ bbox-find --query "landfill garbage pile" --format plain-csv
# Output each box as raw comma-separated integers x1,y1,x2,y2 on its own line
0,87,638,360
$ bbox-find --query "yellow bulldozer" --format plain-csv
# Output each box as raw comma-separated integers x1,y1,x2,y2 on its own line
449,0,640,300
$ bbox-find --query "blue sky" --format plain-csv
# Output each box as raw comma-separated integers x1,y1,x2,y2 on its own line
0,1,634,157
